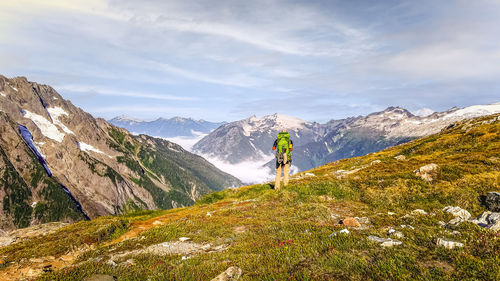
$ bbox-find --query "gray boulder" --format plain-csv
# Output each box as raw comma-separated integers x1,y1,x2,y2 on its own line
470,211,500,231
479,192,500,212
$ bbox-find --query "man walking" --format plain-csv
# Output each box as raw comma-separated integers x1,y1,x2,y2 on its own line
272,131,293,190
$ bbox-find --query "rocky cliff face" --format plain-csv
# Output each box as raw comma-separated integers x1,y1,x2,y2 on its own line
0,75,240,230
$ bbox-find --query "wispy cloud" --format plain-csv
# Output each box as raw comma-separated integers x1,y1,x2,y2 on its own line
55,84,196,101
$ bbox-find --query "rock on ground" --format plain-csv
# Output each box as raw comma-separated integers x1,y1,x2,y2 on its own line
436,238,464,249
414,163,439,182
211,266,242,281
443,206,471,220
443,206,471,225
387,228,404,239
394,155,406,161
411,209,428,216
368,236,402,247
479,192,500,212
471,211,500,230
340,217,360,227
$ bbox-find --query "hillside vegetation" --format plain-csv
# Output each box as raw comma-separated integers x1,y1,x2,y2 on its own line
0,114,499,281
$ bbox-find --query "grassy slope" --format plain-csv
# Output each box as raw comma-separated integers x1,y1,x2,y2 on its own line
1,114,499,280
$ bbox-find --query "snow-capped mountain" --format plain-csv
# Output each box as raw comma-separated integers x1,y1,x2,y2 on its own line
193,103,500,183
193,114,322,164
109,116,225,138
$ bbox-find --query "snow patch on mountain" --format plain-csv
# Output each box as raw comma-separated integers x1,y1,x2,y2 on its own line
443,103,500,120
47,107,74,135
413,108,435,117
241,114,308,135
78,142,109,157
22,109,66,142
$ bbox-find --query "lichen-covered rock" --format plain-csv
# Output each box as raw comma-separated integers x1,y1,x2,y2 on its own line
368,236,402,247
481,192,500,212
443,206,471,225
211,266,242,281
443,206,471,220
414,163,439,181
436,238,463,249
340,217,360,227
411,209,428,216
394,155,406,161
472,211,500,230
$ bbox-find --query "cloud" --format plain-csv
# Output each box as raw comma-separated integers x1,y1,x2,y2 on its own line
199,154,276,184
162,133,208,151
55,84,195,101
1,0,500,122
142,60,267,88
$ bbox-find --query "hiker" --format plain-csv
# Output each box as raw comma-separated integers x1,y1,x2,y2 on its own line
272,131,293,190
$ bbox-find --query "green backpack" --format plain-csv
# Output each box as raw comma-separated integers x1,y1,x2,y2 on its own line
276,131,291,162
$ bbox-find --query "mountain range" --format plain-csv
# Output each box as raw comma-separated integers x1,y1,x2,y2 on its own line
0,75,240,230
193,104,500,182
109,116,225,138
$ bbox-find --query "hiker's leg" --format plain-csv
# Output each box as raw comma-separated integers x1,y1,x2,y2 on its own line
275,163,282,190
284,163,290,186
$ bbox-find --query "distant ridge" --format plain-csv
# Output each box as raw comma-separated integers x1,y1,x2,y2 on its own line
109,116,225,138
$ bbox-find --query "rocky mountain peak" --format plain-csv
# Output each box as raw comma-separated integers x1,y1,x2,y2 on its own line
0,75,240,230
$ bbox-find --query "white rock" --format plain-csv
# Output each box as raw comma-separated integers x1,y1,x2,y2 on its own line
392,232,405,239
436,238,463,249
394,155,406,161
400,225,415,229
387,212,396,216
178,237,191,242
443,206,471,220
330,228,350,237
370,160,382,165
368,236,402,247
411,209,428,215
490,220,500,231
414,163,439,181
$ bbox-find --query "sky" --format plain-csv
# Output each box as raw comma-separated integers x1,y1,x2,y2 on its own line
1,0,499,123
